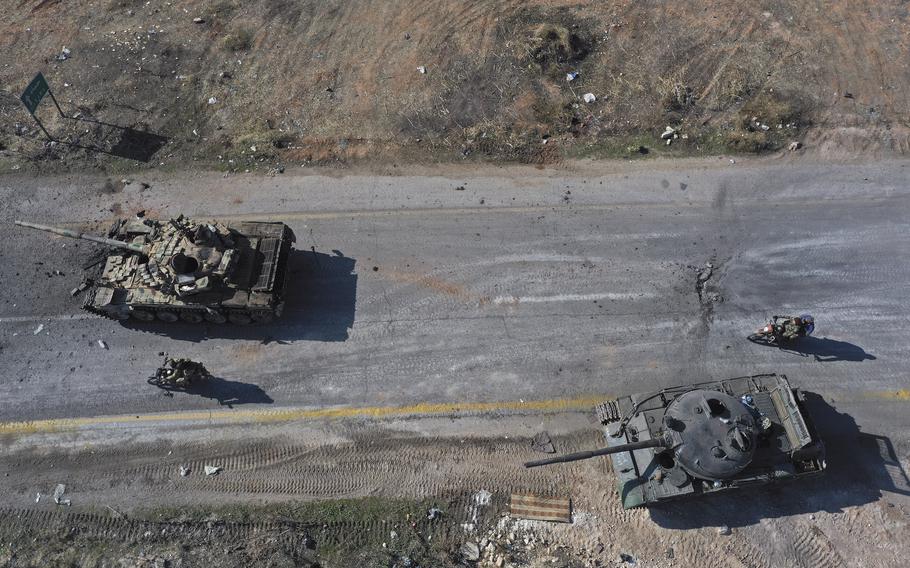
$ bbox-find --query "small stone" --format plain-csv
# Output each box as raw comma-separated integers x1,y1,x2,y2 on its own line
460,542,481,562
193,17,205,24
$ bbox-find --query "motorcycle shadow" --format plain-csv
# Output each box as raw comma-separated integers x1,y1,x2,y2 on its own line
153,376,274,407
780,336,876,362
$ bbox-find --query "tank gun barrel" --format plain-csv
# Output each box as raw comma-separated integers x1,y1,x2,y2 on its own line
14,220,146,253
524,438,666,468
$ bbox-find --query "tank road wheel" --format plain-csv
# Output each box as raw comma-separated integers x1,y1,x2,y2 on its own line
156,311,179,323
228,312,252,325
203,310,227,324
131,309,155,322
251,312,274,324
179,311,204,324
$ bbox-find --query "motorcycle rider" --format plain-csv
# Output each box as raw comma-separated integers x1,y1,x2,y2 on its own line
773,314,815,341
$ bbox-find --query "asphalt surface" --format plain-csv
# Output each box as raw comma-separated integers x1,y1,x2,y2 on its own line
0,159,908,453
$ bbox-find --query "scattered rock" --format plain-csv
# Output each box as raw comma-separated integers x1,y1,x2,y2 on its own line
97,339,108,349
788,141,802,151
55,47,71,61
204,465,222,476
417,66,427,74
717,525,731,535
619,552,636,564
531,431,556,454
52,484,71,506
208,97,218,105
460,542,481,562
582,93,596,103
33,324,44,335
192,17,205,24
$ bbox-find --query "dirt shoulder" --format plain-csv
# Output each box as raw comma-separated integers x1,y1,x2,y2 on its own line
2,1,910,173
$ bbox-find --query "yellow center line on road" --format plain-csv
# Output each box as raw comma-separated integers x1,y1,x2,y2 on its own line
3,390,907,436
0,395,610,435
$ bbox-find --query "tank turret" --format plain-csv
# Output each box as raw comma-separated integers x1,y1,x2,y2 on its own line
15,216,296,325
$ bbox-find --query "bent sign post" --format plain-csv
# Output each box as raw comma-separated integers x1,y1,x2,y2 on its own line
20,72,65,141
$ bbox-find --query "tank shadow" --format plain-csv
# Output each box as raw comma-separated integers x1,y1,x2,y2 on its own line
120,249,357,342
782,336,876,362
649,392,909,529
155,377,273,408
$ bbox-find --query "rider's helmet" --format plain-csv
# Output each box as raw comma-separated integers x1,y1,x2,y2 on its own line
800,314,815,335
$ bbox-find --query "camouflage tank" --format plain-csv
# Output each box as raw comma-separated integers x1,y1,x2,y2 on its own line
15,216,295,324
525,374,826,508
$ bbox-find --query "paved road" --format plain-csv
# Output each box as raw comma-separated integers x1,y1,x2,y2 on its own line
0,159,908,450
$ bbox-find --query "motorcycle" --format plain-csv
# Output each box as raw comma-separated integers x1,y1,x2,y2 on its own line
748,314,815,346
148,356,212,389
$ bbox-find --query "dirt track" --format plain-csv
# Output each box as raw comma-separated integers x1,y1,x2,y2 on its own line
2,1,910,171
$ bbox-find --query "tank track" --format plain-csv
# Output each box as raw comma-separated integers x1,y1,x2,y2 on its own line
595,399,622,424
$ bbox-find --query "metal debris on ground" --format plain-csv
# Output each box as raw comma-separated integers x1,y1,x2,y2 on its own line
582,93,596,103
70,279,92,297
531,431,556,454
33,324,44,335
566,71,579,81
179,465,190,477
660,126,677,140
204,465,222,476
52,483,71,506
510,493,572,523
35,492,40,503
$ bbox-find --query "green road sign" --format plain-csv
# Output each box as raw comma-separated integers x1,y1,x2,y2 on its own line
21,73,50,115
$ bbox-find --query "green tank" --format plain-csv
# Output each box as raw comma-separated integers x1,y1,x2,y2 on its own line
15,216,295,324
526,374,826,508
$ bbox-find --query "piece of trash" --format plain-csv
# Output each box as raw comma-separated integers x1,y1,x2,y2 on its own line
473,489,492,506
52,484,71,506
35,492,41,503
417,66,426,74
56,47,70,61
179,465,190,477
459,542,481,562
427,506,443,520
729,159,736,164
97,339,108,349
660,126,677,140
207,97,218,105
204,465,222,476
717,525,731,535
192,17,205,24
844,92,854,99
788,141,802,151
390,530,398,539
566,71,579,82
531,431,556,454
582,92,596,103
33,324,44,335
